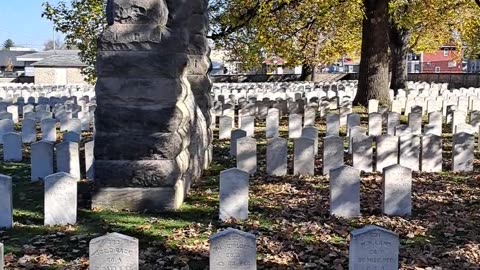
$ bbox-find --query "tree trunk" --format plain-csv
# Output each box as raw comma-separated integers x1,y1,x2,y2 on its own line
301,64,313,81
354,0,391,107
389,26,410,94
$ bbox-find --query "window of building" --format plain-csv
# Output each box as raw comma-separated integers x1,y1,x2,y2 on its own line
443,49,449,57
435,67,441,73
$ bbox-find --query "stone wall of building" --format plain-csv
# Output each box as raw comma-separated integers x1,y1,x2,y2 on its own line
92,0,211,212
34,67,86,84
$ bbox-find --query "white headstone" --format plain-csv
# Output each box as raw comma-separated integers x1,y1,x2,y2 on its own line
44,172,77,226
85,141,95,180
3,132,22,162
302,126,319,155
56,141,81,179
323,135,344,175
89,233,139,270
21,118,37,143
31,141,54,182
219,116,233,139
452,132,474,172
267,137,288,176
266,108,279,138
326,114,340,136
352,134,373,173
0,175,13,229
219,168,249,221
375,135,399,173
210,228,256,270
382,164,412,216
399,134,420,171
421,134,442,172
330,166,360,218
349,226,399,270
288,114,303,139
41,118,57,142
0,119,14,144
236,137,257,174
230,129,247,156
294,137,315,176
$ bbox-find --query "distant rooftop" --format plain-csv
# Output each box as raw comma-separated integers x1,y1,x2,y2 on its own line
31,53,86,68
17,50,81,62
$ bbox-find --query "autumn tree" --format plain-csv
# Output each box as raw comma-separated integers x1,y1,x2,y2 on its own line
388,0,480,92
211,0,363,80
42,0,480,101
42,0,106,83
354,0,391,106
2,39,15,50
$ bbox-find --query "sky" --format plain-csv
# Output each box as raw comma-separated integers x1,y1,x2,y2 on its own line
0,0,65,51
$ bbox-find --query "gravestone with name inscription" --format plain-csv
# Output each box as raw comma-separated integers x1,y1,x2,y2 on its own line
219,168,249,221
0,174,13,229
349,226,399,270
210,228,256,270
267,137,288,176
44,172,77,226
382,164,412,216
89,233,139,270
330,165,360,218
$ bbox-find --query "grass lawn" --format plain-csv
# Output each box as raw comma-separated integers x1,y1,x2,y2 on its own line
1,106,479,269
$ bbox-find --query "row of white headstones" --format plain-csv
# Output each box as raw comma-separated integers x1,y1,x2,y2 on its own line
0,225,399,269
221,109,477,176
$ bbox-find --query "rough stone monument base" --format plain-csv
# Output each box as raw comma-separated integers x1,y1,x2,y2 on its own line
93,0,211,212
92,185,185,212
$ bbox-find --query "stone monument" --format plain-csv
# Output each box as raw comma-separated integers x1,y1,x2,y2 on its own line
93,0,211,211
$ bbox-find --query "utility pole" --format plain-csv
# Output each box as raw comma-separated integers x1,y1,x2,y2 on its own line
53,26,56,51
